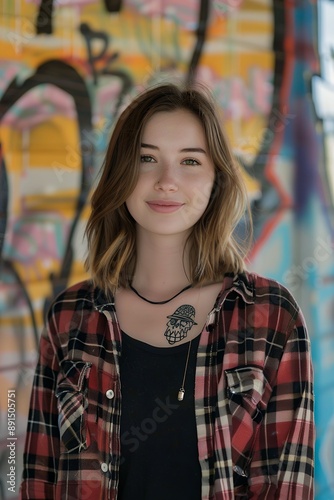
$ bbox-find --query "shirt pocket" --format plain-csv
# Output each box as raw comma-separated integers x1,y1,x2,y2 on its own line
56,360,92,453
225,366,272,478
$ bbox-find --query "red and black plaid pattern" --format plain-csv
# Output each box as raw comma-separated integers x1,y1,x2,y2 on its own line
20,272,314,499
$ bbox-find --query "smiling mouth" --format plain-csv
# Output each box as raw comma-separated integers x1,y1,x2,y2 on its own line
146,201,184,213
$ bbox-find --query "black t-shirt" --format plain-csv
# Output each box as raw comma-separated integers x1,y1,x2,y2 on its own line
118,331,202,500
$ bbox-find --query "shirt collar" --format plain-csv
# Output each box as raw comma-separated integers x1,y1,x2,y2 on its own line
215,272,256,309
92,285,115,312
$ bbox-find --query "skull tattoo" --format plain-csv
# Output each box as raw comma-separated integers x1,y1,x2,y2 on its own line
164,304,197,345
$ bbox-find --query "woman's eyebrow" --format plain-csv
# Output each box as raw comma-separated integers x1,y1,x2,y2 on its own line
141,143,207,154
180,147,207,154
141,142,159,150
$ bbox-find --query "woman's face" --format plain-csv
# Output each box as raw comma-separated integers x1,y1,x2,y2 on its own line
126,108,216,239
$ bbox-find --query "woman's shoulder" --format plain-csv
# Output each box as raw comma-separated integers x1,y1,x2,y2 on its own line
54,279,94,301
46,280,96,317
241,271,299,303
239,271,304,328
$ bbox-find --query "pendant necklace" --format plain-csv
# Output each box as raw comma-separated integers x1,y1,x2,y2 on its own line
177,340,192,401
129,282,195,401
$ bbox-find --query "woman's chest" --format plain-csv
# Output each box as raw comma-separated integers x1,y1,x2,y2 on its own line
114,283,222,347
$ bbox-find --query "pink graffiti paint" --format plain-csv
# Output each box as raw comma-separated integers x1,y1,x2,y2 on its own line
2,85,76,130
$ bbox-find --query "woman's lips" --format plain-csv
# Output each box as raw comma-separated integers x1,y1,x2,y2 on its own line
146,201,184,213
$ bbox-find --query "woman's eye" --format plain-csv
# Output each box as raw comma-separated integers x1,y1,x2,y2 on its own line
182,158,200,165
140,155,156,163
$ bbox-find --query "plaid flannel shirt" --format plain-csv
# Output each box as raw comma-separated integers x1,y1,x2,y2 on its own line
20,272,314,499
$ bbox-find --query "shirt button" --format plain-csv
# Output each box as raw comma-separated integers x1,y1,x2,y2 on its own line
106,389,114,399
101,462,108,473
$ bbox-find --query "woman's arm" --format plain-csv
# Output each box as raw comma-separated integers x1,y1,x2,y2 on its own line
249,310,315,499
20,327,60,499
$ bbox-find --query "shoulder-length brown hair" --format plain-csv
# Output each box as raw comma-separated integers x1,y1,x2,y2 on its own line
85,83,252,295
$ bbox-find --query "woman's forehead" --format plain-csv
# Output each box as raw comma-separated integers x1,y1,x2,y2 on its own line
141,109,207,146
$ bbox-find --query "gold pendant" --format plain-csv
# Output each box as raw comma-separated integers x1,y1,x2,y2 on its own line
178,388,185,401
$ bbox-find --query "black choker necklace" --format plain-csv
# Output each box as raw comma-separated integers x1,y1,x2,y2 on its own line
129,283,192,305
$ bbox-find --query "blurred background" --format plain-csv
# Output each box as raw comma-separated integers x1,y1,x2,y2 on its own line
0,0,333,498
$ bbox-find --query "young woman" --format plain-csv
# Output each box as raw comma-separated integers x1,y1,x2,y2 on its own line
20,84,314,499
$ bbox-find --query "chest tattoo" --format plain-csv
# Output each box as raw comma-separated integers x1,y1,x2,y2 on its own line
164,304,197,344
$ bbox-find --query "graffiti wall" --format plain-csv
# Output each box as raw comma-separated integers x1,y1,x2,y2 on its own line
0,0,332,498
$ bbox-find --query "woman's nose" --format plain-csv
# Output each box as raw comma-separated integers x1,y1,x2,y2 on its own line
154,166,178,192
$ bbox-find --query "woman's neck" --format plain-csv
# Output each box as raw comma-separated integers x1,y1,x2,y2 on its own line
131,232,191,298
